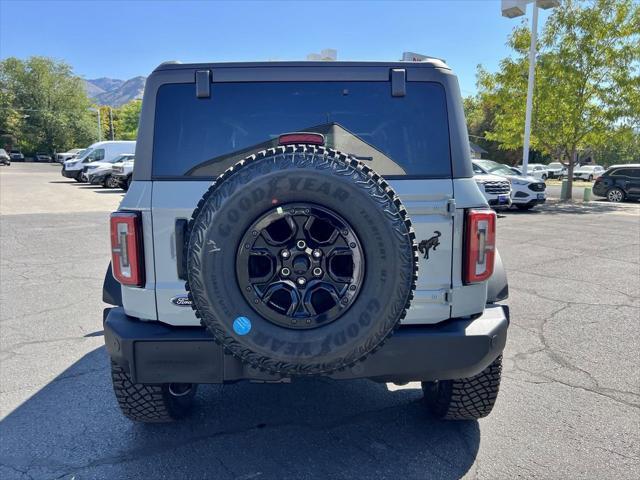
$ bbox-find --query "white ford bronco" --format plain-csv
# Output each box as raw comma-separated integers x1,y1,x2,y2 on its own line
103,56,509,422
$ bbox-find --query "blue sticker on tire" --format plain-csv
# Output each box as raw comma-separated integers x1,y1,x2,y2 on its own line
233,316,252,335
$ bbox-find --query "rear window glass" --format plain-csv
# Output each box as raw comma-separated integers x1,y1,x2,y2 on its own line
152,81,451,178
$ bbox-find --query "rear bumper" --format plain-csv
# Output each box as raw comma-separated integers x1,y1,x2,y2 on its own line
592,183,607,196
104,305,509,384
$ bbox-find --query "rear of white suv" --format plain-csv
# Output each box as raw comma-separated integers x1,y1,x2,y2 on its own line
102,59,510,423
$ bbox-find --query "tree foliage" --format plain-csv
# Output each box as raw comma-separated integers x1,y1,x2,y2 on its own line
0,57,96,154
473,0,639,196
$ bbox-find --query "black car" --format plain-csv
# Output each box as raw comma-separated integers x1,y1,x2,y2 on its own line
34,152,53,163
592,164,640,202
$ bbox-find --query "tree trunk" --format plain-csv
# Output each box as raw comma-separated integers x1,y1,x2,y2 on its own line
566,149,577,200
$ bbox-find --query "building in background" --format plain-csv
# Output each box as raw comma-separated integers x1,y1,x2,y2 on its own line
306,49,337,61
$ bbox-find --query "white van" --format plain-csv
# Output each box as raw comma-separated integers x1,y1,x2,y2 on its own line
61,141,136,182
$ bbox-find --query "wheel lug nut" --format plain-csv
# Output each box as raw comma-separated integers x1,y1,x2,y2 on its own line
296,277,306,286
312,249,322,258
349,242,356,248
341,298,349,305
296,240,306,250
313,267,323,277
349,285,356,291
281,249,290,259
281,267,290,277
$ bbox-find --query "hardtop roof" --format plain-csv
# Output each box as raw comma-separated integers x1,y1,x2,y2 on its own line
154,59,450,72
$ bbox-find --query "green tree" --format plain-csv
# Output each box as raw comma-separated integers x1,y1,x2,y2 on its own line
464,93,528,166
0,56,96,155
113,100,141,140
478,0,639,198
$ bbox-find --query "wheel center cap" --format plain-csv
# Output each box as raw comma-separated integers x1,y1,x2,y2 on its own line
292,254,310,275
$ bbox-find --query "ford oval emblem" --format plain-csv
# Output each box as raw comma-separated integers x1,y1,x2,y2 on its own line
170,295,192,307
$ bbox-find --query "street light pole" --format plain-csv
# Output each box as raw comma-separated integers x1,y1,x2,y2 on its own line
502,1,559,175
521,2,539,176
88,107,102,142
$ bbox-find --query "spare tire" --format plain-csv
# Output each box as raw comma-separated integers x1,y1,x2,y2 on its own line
186,145,417,376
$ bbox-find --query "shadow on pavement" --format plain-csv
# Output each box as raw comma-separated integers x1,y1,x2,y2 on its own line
503,200,636,216
92,190,125,195
0,348,480,479
48,180,77,184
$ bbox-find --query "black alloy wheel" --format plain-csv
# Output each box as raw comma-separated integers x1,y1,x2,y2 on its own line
236,203,364,330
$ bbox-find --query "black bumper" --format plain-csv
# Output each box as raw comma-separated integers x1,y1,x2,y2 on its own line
488,198,512,208
61,167,79,179
88,173,109,184
515,198,546,207
104,305,509,384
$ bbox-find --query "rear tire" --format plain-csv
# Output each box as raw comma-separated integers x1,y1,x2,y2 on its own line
422,355,502,420
607,188,624,203
110,361,197,423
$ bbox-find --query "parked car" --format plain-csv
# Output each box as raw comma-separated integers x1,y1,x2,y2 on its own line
473,159,546,210
546,162,567,179
62,141,136,182
33,152,53,163
86,153,134,187
9,150,24,161
0,149,10,166
56,148,85,164
474,172,512,209
111,156,135,190
573,165,605,181
103,56,510,423
517,163,549,180
592,164,640,202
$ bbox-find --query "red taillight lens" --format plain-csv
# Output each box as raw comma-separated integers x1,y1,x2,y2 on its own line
464,209,496,284
278,132,325,146
110,211,144,287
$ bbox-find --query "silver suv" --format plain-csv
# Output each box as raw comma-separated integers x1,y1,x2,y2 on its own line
102,57,510,423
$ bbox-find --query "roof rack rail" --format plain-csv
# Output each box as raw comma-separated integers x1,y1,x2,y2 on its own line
400,51,446,63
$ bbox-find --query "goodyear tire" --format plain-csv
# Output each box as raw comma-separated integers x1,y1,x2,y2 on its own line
422,355,503,420
111,362,197,423
186,145,418,376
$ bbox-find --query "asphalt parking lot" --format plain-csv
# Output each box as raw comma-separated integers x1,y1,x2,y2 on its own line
1,163,639,479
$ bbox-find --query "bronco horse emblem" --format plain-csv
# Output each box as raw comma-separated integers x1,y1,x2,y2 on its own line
418,231,441,260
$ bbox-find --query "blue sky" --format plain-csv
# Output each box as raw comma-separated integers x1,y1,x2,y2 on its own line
0,0,551,96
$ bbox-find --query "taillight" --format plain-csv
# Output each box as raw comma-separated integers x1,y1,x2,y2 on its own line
110,211,144,287
278,132,325,146
464,209,496,284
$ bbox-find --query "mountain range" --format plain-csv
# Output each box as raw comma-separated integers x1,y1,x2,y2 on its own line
83,76,147,107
